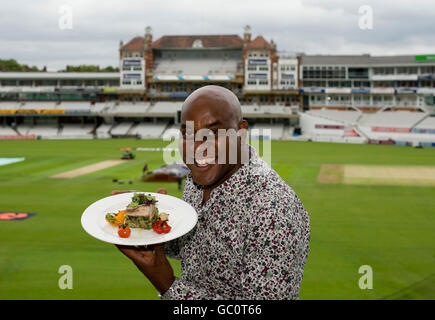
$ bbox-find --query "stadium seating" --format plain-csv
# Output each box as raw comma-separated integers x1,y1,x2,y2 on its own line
358,111,426,128
0,125,17,135
130,122,168,139
241,105,294,116
21,102,58,110
95,123,113,138
299,108,435,145
25,125,59,138
161,124,181,139
59,102,91,113
154,58,238,76
299,111,367,143
110,122,135,136
91,102,111,113
58,124,94,139
147,102,182,114
0,102,21,109
109,102,150,115
307,109,362,124
250,123,285,140
415,116,435,131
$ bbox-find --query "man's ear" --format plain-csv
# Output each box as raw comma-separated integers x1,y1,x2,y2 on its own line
237,119,249,138
238,119,248,131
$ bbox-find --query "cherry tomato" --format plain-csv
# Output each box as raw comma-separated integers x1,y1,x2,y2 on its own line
161,221,171,234
152,220,171,234
118,226,131,238
153,221,163,234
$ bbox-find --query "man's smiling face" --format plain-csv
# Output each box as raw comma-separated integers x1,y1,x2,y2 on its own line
180,86,247,188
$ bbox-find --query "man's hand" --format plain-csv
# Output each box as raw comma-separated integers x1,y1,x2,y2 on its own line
116,243,175,294
111,188,174,294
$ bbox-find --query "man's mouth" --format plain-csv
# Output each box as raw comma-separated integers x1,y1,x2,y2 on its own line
194,157,216,169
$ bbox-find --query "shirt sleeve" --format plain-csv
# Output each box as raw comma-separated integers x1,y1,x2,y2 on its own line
239,191,310,300
160,278,226,300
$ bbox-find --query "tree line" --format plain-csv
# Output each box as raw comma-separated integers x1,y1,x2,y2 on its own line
0,59,119,72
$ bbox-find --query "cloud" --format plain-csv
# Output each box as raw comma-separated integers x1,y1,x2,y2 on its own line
0,0,434,70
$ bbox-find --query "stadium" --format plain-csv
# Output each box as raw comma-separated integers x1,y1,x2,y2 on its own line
1,26,435,145
0,25,434,300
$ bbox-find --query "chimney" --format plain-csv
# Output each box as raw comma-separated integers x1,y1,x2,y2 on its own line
243,25,251,46
270,39,276,51
119,40,124,59
145,26,153,49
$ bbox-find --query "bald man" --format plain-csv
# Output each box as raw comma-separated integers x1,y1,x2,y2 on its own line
116,85,310,300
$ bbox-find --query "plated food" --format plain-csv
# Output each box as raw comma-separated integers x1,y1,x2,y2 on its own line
105,193,171,238
81,191,198,246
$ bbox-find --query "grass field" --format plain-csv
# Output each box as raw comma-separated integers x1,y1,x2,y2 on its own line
0,139,434,300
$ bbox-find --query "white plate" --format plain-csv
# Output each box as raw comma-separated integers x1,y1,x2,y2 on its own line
81,192,198,246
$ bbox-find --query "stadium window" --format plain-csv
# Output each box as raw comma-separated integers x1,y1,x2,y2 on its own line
83,80,94,87
259,81,268,85
247,80,257,85
176,83,186,92
420,66,434,74
408,67,417,74
385,67,394,75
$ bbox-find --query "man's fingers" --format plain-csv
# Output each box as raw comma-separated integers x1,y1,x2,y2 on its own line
156,188,167,194
116,245,144,260
152,243,166,258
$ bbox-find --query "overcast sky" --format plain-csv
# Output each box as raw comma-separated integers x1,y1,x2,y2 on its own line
1,0,434,70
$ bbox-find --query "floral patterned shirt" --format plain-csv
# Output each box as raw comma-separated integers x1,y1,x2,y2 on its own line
161,147,310,300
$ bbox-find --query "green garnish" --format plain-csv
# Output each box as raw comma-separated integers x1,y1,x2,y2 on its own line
105,213,116,223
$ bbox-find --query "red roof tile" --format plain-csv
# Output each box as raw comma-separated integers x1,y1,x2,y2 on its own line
246,36,273,50
151,35,243,49
121,36,145,51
